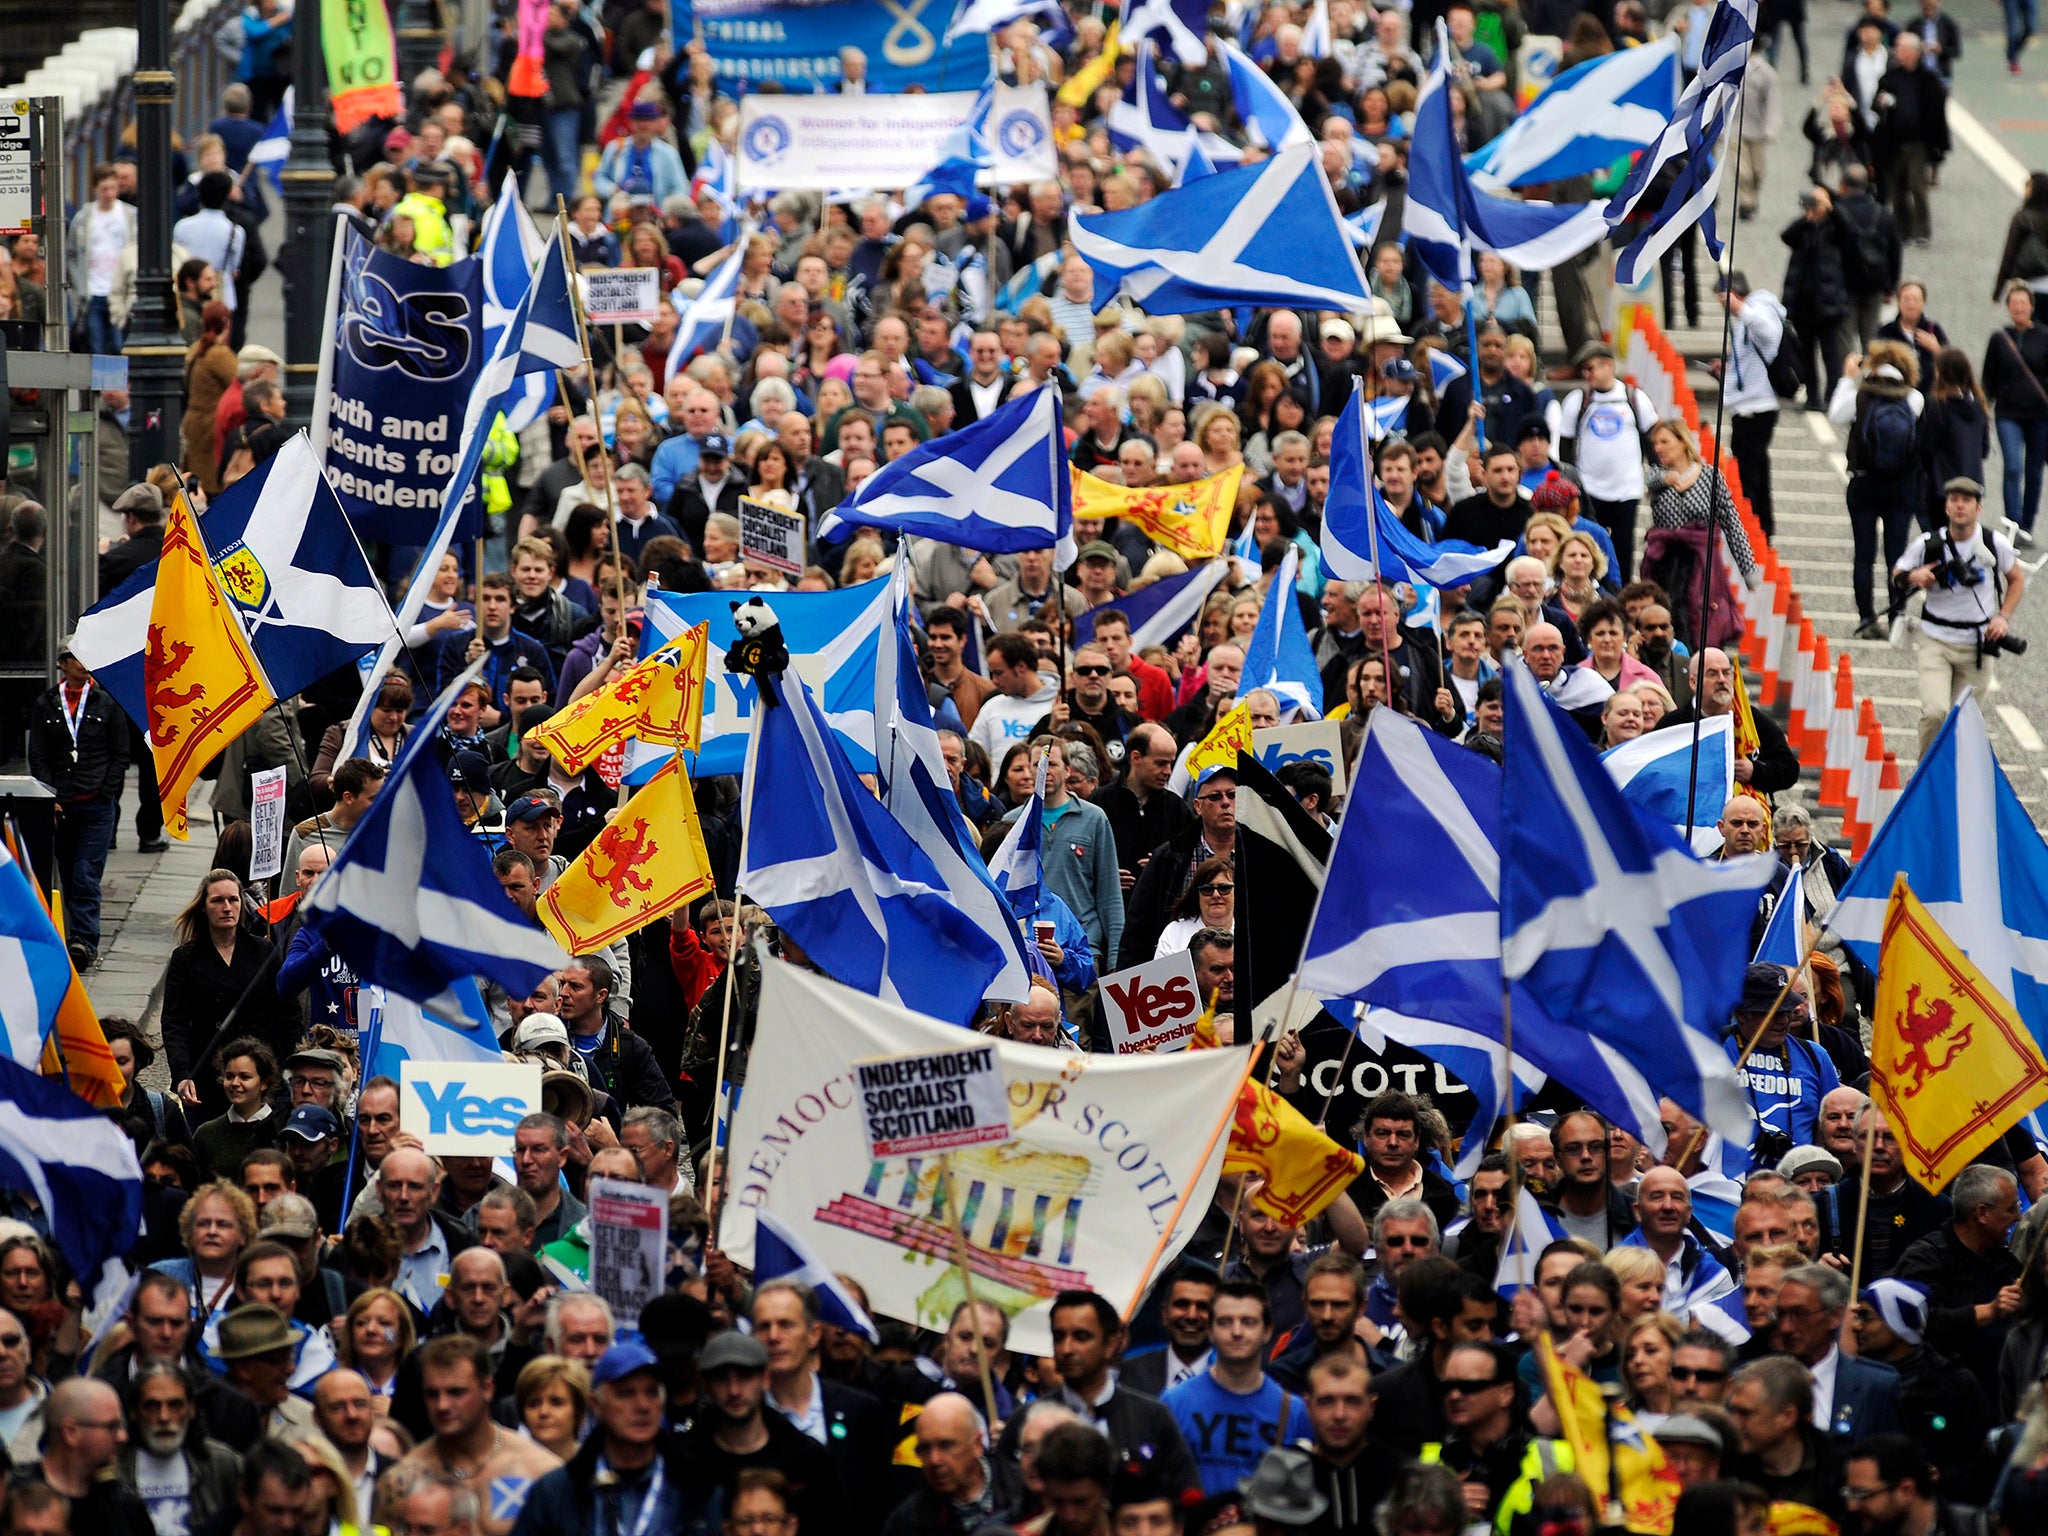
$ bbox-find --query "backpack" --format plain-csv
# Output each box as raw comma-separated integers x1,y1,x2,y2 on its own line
1764,312,1805,399
1841,197,1893,291
1859,395,1918,474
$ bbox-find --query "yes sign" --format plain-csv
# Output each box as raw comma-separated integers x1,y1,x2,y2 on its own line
1100,951,1207,1055
401,1061,544,1154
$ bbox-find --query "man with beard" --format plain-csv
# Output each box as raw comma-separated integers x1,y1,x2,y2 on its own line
1842,1434,1990,1536
1299,1353,1409,1535
119,1362,240,1536
313,1369,404,1525
1631,604,1692,713
693,1331,842,1532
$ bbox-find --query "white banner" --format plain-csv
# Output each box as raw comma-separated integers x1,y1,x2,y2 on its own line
1251,721,1348,797
400,1060,543,1154
735,86,1057,193
581,267,663,325
722,963,1245,1354
589,1175,668,1327
249,765,289,883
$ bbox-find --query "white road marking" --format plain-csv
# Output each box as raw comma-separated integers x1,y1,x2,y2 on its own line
2000,704,2047,753
1948,100,2030,197
1804,415,1837,447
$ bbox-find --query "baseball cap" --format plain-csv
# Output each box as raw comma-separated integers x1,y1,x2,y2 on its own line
514,1013,571,1051
282,1104,341,1143
628,100,663,120
1078,540,1118,564
700,432,732,459
591,1340,663,1388
699,1331,771,1374
506,793,561,825
1380,358,1418,383
449,751,492,794
259,1193,320,1243
1193,764,1237,794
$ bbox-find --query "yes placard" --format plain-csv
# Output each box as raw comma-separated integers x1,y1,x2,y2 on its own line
1099,951,1207,1055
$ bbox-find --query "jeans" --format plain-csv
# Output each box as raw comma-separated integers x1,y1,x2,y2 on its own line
2010,0,2037,63
1731,410,1780,538
84,296,121,356
54,795,115,955
1847,474,1915,624
542,108,583,203
1997,414,2048,531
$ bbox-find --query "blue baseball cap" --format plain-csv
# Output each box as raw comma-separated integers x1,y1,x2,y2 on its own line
591,1340,663,1387
282,1104,341,1143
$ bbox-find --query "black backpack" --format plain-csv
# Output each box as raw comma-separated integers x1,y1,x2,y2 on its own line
1859,395,1918,473
1841,197,1893,290
1765,313,1805,399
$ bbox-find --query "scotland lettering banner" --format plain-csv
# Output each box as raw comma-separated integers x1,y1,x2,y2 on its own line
723,962,1245,1354
677,0,987,92
313,228,484,544
735,87,1056,192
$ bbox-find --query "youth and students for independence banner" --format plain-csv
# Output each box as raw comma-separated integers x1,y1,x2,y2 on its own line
311,227,485,546
735,87,1056,192
675,0,988,92
722,962,1246,1356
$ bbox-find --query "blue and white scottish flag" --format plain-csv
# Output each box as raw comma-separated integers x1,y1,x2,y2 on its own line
669,222,754,379
0,841,68,1067
1344,199,1387,251
631,576,894,782
753,1209,881,1342
1071,142,1371,316
1073,558,1233,652
0,1051,144,1289
1500,658,1775,1149
1427,349,1468,393
306,659,570,1020
820,386,1075,563
1220,41,1316,151
946,0,1063,39
1754,863,1807,966
1495,1186,1568,1295
988,750,1047,918
247,88,291,191
1320,385,1510,587
1466,38,1681,190
1601,714,1737,856
1120,0,1211,65
478,172,556,433
740,671,1014,1023
1109,40,1243,185
1235,547,1323,720
364,979,502,1079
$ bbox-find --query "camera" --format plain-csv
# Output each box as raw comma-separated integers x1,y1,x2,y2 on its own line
1752,1125,1794,1165
1985,632,2030,657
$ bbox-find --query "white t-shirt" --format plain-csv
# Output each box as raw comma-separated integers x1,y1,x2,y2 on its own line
88,205,129,298
134,1447,194,1536
1897,524,2017,641
1558,382,1659,502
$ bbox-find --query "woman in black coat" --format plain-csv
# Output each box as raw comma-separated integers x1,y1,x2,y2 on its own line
1917,346,1992,534
159,868,297,1122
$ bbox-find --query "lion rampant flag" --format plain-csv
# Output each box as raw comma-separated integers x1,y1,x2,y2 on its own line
0,823,125,1109
538,757,717,950
1536,1333,1683,1534
528,623,709,775
1071,464,1243,562
1184,701,1255,784
1870,874,2048,1190
146,492,275,841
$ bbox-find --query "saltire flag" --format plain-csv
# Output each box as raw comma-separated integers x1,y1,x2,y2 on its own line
539,759,716,953
1604,0,1759,285
1601,714,1737,856
1301,0,1332,57
1466,37,1681,189
336,227,584,762
1834,692,2048,1139
1220,41,1316,151
1427,348,1468,392
874,567,1032,1003
1344,199,1387,251
1070,142,1371,317
529,625,708,774
246,88,292,191
1072,465,1242,562
1234,547,1323,720
1536,1332,1684,1533
1500,658,1776,1151
1755,863,1807,967
753,1209,882,1343
946,0,1063,39
0,830,124,1109
1119,0,1210,65
1359,1007,1545,1179
1320,385,1510,587
669,223,755,379
1109,39,1243,185
739,670,1014,1022
692,139,741,242
820,387,1075,564
630,577,894,782
1867,874,2048,1190
1297,709,1651,1156
1405,22,1611,293
1231,753,1331,1044
141,490,276,842
996,250,1061,315
1495,1186,1568,1294
0,1051,145,1296
305,659,570,1020
478,170,557,432
364,980,502,1078
988,751,1047,918
1073,558,1234,652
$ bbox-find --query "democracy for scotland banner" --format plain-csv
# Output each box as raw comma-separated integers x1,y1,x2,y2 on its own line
313,228,484,545
675,0,988,93
735,87,1056,193
721,962,1245,1355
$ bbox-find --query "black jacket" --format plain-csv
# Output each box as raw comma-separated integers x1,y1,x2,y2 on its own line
881,1451,1024,1536
1894,1223,2024,1395
1119,821,1215,969
667,475,745,552
1300,1440,1412,1536
1890,1342,1996,1489
1091,780,1193,878
694,1412,845,1536
801,1377,896,1536
13,1463,154,1536
581,1017,677,1116
1837,1171,1951,1280
159,933,298,1089
947,373,1013,428
1364,1353,1447,1457
1982,325,2048,422
1782,209,1857,322
994,1380,1200,1497
27,681,127,801
509,1428,723,1536
99,525,164,595
1835,190,1902,296
1874,61,1950,159
1918,392,1990,503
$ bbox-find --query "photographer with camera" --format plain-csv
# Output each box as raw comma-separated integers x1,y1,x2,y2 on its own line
1893,476,2028,754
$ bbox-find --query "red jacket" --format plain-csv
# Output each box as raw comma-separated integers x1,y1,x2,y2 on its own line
667,923,725,1011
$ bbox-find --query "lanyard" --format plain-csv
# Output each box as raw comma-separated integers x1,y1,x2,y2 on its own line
59,682,91,749
599,1455,665,1536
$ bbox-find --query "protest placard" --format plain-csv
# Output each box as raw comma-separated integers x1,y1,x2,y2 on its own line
589,1175,669,1327
399,1060,543,1155
739,496,807,576
1252,720,1348,796
581,268,663,325
249,766,289,882
855,1044,1012,1161
1099,950,1207,1055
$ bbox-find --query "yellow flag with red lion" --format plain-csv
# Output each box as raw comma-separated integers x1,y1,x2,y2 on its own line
538,758,717,951
528,623,708,775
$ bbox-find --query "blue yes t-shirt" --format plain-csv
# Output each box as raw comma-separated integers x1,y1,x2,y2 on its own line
1162,1370,1314,1495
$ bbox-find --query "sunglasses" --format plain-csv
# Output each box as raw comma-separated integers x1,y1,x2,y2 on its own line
1441,1378,1504,1395
1198,883,1235,897
1669,1366,1728,1384
1073,664,1111,677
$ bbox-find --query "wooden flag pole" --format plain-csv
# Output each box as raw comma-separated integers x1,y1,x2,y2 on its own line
940,1152,1004,1429
1843,1105,1881,1346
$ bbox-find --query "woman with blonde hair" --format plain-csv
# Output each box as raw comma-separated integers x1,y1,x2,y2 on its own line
1604,1246,1667,1323
297,1433,363,1535
338,1287,417,1412
151,1180,258,1324
1520,510,1573,567
1125,372,1170,436
515,1355,592,1460
839,537,886,588
1620,1311,1684,1414
1194,404,1244,475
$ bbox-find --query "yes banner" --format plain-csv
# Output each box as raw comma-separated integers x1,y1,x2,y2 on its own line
723,962,1245,1354
314,228,484,545
676,0,987,94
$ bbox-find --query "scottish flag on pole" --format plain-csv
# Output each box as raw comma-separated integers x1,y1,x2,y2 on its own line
0,841,67,1067
1301,0,1332,57
479,172,556,433
1319,386,1510,586
1072,142,1370,316
669,224,753,379
1500,658,1775,1149
819,386,1075,563
1344,200,1387,251
247,89,291,191
1406,23,1612,292
1235,547,1323,720
1605,0,1758,285
1220,42,1315,151
1466,38,1681,190
1755,863,1807,966
1109,40,1243,185
739,671,1012,1023
988,752,1047,917
1120,0,1211,66
753,1210,881,1342
1357,1008,1544,1179
1601,715,1737,855
0,1053,143,1289
946,0,1063,39
1495,1186,1569,1295
363,981,502,1080
1834,692,2048,1078
1073,558,1233,651
306,659,570,1020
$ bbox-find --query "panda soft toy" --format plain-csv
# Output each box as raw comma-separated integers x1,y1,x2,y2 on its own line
727,596,791,702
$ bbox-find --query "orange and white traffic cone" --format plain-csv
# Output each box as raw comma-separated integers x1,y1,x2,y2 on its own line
1820,655,1856,812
